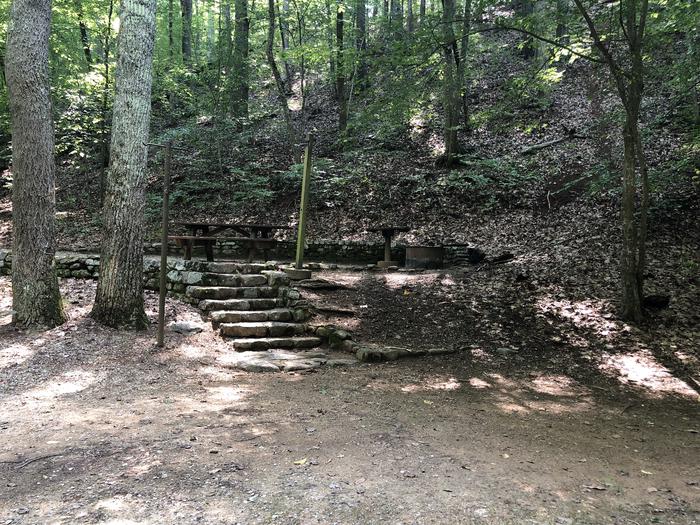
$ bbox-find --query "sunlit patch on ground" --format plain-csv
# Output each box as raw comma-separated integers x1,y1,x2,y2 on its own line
401,376,461,393
529,374,590,397
536,295,619,339
381,272,441,290
468,377,491,389
0,343,34,370
24,369,98,400
599,350,699,399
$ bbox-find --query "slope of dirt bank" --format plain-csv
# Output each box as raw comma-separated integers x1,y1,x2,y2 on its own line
1,278,698,524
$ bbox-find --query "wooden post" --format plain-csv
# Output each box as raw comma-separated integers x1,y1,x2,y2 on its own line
157,141,172,347
295,134,313,269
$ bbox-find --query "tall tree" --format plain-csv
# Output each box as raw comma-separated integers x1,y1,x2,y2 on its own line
98,0,114,205
76,0,92,64
92,0,157,328
406,0,414,33
5,0,65,327
168,0,175,57
356,0,367,85
441,0,460,165
266,0,294,139
230,0,249,118
573,0,650,322
181,0,193,61
336,1,348,131
458,0,471,131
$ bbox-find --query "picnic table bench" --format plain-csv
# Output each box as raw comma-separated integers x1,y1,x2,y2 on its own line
169,222,293,262
368,226,410,267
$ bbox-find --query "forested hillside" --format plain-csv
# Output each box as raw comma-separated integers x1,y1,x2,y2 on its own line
0,0,697,239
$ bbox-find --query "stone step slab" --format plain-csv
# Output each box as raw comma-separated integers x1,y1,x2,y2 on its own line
198,298,283,312
210,309,294,325
204,262,275,274
201,273,269,287
187,286,280,300
220,322,305,338
229,336,322,351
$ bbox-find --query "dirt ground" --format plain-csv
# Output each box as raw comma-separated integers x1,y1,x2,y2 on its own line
1,274,698,525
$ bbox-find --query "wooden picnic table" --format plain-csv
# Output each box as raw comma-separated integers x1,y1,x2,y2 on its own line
176,222,293,238
368,226,410,266
171,222,293,261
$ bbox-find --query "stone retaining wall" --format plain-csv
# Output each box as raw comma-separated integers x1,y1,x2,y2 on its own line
0,251,277,296
146,239,392,264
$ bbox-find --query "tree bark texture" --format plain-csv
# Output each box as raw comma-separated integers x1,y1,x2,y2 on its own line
230,0,249,118
442,0,460,164
92,0,157,329
181,0,193,61
573,0,649,322
267,0,294,140
336,1,348,131
356,0,367,85
5,0,65,328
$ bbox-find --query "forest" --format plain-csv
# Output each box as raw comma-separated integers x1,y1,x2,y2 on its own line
0,0,698,522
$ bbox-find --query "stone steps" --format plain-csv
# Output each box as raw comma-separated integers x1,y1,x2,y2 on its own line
185,264,321,357
187,285,281,300
199,298,284,311
220,321,305,338
211,308,295,325
227,336,323,351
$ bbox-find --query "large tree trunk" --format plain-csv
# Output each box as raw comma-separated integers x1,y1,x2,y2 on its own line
5,0,65,328
92,0,157,329
181,0,193,62
441,0,460,165
230,0,249,118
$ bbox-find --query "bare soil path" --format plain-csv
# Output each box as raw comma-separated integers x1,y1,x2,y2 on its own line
1,276,698,525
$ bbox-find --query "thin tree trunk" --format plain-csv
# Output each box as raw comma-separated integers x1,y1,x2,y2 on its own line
267,0,294,140
168,0,175,57
325,0,336,93
92,0,157,329
336,1,348,131
5,0,65,328
222,0,232,67
98,0,114,205
406,0,413,32
419,0,425,25
230,0,249,118
181,0,193,62
77,0,92,64
441,0,460,165
356,0,367,85
279,0,293,86
573,0,649,322
206,7,215,62
459,0,471,132
621,116,642,322
556,0,568,40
